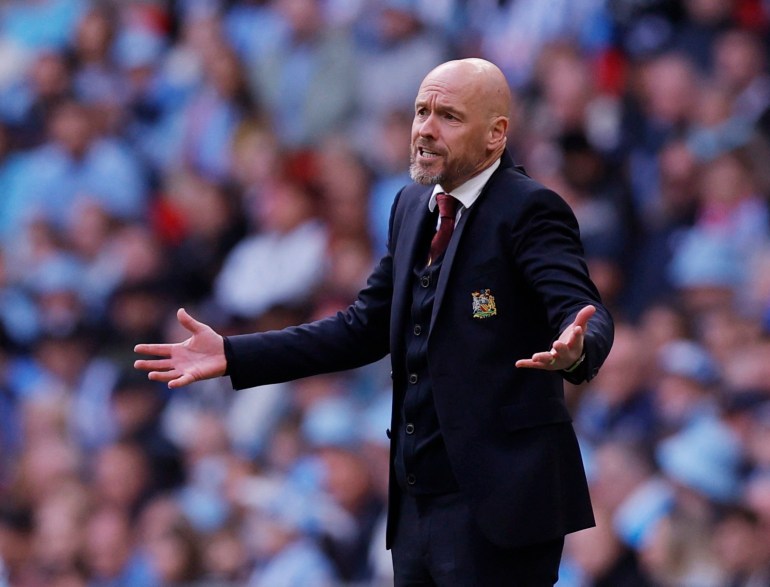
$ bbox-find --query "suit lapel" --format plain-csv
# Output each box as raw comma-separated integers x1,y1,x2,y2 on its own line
429,203,474,333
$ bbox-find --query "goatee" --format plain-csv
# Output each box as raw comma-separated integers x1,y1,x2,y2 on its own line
409,155,443,185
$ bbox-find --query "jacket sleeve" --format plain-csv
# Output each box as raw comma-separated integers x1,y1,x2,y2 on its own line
225,190,402,390
509,186,614,384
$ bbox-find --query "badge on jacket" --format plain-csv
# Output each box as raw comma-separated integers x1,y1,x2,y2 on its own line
471,289,497,319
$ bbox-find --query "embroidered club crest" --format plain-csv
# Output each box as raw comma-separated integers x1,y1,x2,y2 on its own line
471,289,497,319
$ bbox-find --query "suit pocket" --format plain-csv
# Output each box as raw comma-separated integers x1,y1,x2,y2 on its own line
500,397,572,432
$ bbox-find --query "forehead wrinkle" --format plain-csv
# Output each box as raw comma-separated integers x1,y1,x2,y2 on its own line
417,78,465,101
419,64,510,122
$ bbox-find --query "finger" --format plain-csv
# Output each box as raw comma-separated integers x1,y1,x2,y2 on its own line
134,359,175,371
552,340,571,355
134,343,173,357
533,351,556,364
558,321,585,349
573,305,596,330
168,373,196,389
148,369,182,383
515,358,556,369
148,369,197,389
516,351,557,369
553,340,584,367
551,340,569,356
177,308,208,335
515,359,540,369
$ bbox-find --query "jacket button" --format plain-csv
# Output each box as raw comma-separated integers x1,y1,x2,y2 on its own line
420,275,430,288
413,324,422,336
405,423,415,435
407,474,416,485
409,373,418,384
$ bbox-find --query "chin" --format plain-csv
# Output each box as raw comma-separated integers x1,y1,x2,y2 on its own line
409,159,444,186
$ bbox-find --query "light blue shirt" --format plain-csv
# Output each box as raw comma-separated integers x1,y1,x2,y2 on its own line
6,138,146,233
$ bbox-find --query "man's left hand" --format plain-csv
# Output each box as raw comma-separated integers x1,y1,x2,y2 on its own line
515,305,595,371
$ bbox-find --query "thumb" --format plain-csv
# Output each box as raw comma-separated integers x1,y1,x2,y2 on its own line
177,308,206,334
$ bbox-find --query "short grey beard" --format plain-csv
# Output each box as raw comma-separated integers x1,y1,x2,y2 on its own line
410,154,480,188
409,159,444,185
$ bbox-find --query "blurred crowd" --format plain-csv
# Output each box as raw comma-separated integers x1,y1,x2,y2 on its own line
0,0,769,585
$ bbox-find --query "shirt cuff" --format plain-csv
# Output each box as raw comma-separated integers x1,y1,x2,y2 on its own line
563,352,585,373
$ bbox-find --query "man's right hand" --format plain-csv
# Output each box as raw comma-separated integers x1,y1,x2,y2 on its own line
134,308,227,389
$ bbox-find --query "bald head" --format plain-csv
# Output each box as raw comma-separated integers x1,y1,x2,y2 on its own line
410,59,511,191
423,58,512,120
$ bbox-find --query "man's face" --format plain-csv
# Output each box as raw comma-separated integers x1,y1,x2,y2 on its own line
51,104,91,157
409,72,491,191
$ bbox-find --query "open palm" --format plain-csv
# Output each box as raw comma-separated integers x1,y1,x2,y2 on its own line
515,305,595,371
134,308,227,388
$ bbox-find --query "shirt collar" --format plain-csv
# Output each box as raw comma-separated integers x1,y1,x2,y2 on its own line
428,158,501,212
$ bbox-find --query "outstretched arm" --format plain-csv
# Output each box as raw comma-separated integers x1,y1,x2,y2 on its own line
515,305,595,372
134,308,227,389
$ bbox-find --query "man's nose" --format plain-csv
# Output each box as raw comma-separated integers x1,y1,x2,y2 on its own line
417,114,438,139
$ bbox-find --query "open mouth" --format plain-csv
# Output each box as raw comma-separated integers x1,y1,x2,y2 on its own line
417,146,441,159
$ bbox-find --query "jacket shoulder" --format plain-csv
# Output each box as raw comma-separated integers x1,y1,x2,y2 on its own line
487,164,574,216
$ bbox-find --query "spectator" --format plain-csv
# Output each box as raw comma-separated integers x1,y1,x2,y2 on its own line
214,176,327,322
561,507,652,586
474,0,612,88
200,519,250,583
90,441,152,515
675,0,737,72
240,478,338,587
624,52,701,223
4,100,147,240
575,323,660,447
142,514,203,586
300,395,384,582
169,43,255,182
70,6,123,135
81,505,153,587
352,0,449,146
365,108,413,255
0,48,72,148
160,171,247,303
711,505,770,585
653,339,722,434
713,28,770,125
247,0,357,148
31,485,89,584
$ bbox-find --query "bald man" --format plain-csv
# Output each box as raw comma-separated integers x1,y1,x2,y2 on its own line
136,59,614,585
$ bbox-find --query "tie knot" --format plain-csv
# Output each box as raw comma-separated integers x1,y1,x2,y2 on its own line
436,193,458,219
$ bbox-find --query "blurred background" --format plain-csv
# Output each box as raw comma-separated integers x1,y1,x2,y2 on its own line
0,0,769,585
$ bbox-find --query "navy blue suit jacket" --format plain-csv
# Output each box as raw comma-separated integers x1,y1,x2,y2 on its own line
226,150,614,549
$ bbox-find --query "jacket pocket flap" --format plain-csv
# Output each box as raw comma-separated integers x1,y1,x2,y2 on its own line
501,397,572,432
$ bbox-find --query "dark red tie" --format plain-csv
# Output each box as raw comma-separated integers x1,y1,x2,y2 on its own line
428,193,458,265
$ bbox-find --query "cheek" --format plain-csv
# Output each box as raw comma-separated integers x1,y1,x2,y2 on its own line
410,123,421,143
444,132,471,159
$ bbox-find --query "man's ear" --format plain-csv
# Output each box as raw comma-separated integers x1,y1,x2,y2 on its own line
488,116,509,149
